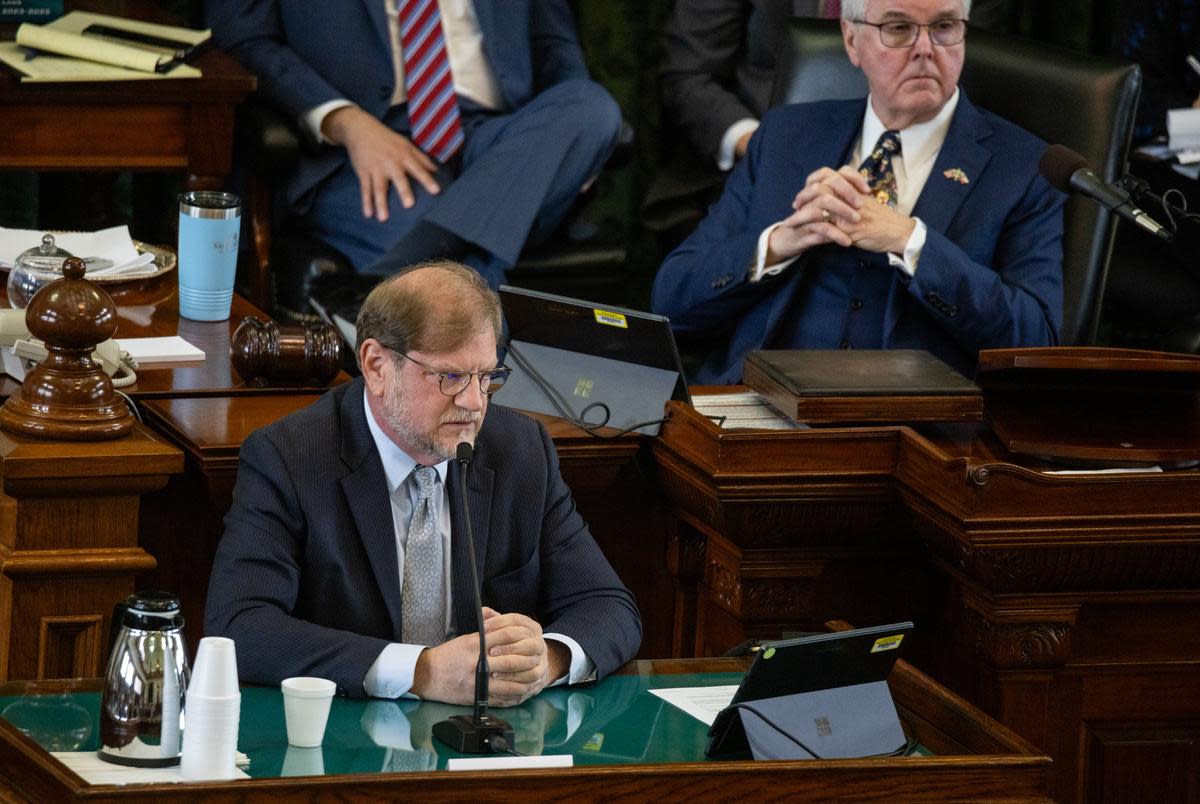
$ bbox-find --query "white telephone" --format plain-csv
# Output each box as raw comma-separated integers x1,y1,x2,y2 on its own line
0,308,137,387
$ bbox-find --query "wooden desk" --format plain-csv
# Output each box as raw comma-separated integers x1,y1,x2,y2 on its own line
0,426,182,682
0,657,1052,802
654,401,1200,804
0,1,255,190
0,276,338,681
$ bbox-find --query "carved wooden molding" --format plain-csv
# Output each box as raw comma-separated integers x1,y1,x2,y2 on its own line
1,548,156,576
966,610,1074,669
37,615,103,680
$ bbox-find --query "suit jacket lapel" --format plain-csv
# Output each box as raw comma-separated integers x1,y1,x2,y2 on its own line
447,452,494,637
366,0,394,61
884,91,993,340
910,92,992,236
339,381,404,640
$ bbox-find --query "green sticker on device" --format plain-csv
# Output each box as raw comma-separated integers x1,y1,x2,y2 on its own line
763,647,776,659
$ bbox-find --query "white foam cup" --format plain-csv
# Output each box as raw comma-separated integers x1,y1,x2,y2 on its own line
189,637,239,699
281,677,336,747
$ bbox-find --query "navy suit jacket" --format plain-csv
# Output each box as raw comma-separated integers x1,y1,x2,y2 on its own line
204,378,642,697
651,93,1065,384
207,0,591,204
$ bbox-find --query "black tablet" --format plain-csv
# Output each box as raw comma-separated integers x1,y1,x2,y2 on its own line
706,621,914,759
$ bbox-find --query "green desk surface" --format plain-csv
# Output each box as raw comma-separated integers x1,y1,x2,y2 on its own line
0,671,745,776
0,659,1055,802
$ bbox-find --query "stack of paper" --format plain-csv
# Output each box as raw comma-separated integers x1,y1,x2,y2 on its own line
0,225,157,278
0,11,208,82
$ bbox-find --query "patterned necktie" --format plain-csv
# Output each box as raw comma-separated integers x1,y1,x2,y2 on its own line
858,130,902,207
398,0,464,164
401,465,445,646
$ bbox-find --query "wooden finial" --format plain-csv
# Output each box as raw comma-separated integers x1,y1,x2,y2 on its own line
0,257,135,440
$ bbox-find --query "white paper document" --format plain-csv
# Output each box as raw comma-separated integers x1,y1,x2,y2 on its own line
52,751,249,785
0,225,154,276
446,754,573,771
1168,107,1200,150
649,685,739,727
691,392,808,431
120,337,206,364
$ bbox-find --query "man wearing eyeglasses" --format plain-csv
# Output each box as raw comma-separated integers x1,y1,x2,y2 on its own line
205,260,642,704
651,0,1064,384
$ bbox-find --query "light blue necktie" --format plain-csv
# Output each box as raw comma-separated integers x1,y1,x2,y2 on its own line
401,465,445,646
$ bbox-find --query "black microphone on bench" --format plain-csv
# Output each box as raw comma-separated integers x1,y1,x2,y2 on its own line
432,441,514,754
1038,143,1173,242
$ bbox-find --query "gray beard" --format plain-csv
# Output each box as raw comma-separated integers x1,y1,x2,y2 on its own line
382,380,481,462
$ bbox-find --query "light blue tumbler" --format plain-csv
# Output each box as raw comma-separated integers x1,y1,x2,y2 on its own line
178,191,241,321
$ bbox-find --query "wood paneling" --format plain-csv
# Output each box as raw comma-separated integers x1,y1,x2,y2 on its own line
655,401,1200,804
0,427,182,681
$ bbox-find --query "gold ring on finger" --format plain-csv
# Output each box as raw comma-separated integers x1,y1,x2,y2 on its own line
821,209,832,222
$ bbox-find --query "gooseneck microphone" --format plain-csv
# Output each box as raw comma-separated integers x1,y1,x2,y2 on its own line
432,441,514,754
1038,144,1173,242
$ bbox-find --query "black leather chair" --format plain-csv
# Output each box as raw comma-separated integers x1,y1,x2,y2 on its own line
773,19,1142,346
236,100,634,322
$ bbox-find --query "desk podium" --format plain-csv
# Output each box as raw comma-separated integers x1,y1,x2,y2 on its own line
0,658,1052,802
654,399,1200,804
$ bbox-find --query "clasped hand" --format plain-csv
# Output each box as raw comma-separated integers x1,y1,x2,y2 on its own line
412,607,569,707
766,165,916,265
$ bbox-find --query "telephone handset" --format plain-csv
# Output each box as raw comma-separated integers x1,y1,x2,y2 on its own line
0,308,137,387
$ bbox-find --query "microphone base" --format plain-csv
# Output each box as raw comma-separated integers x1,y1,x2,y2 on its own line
432,714,514,754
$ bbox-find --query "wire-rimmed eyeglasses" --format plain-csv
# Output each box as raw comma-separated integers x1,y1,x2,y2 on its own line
854,18,967,48
395,351,511,396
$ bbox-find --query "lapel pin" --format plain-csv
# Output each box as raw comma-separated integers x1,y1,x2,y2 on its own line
943,168,970,185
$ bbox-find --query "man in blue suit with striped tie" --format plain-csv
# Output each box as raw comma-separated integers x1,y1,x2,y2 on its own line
208,0,620,287
652,0,1064,384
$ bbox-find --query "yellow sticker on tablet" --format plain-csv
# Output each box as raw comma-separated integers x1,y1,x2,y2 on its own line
594,309,628,328
871,635,904,653
762,647,776,660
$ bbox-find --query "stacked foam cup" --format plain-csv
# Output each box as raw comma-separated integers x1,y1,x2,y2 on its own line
180,636,241,780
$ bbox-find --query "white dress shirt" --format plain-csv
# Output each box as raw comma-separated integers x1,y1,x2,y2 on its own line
360,390,594,698
305,0,503,144
751,89,961,282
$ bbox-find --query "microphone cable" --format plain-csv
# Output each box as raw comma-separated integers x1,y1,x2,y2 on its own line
503,342,669,438
486,734,525,757
1118,174,1200,234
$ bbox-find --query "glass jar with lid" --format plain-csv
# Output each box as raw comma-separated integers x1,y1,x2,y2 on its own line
7,233,74,309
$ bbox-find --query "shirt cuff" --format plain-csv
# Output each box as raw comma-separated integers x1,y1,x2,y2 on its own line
305,99,356,145
718,118,760,171
544,633,596,686
887,217,927,277
750,222,801,283
363,643,427,699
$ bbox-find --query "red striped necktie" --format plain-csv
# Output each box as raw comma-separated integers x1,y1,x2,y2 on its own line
398,0,464,164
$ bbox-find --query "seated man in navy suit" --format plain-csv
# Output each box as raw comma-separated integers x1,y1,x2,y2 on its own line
651,0,1064,384
208,0,621,288
205,261,642,703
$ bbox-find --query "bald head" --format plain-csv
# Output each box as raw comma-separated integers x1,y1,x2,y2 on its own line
841,0,971,18
355,261,503,365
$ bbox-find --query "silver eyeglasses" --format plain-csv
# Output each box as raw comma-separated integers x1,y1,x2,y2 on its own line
855,18,968,48
396,351,511,396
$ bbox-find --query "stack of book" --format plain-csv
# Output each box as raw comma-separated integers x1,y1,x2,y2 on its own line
0,10,210,82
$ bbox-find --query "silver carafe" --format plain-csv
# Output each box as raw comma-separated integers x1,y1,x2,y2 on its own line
98,591,190,767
